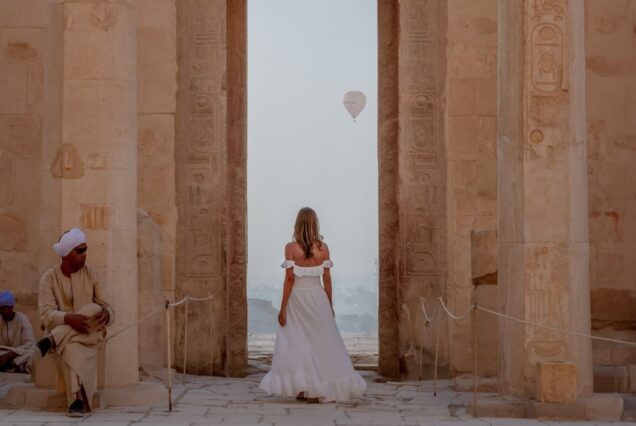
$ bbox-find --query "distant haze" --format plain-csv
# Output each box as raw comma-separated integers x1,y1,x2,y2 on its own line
247,0,378,326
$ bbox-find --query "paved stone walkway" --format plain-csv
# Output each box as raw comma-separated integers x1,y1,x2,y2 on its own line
0,371,633,425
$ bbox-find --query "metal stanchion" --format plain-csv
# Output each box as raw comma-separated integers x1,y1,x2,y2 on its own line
183,299,189,384
472,306,478,416
165,301,173,412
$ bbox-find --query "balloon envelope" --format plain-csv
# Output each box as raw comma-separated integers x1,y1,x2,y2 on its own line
343,91,366,119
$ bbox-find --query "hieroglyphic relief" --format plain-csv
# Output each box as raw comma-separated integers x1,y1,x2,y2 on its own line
395,0,446,377
528,0,568,94
179,0,224,281
524,2,571,364
401,0,442,279
80,204,110,230
176,0,227,375
0,115,42,159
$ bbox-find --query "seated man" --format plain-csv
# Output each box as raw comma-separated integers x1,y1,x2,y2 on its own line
0,291,36,373
35,228,115,417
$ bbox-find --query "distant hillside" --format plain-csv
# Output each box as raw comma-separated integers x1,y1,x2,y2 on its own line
247,297,377,334
248,298,279,333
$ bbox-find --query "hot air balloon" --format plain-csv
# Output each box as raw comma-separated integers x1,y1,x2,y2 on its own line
343,91,366,121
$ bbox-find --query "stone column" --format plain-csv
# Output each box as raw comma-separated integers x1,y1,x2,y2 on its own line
175,0,247,376
498,0,592,397
17,0,165,407
378,0,448,379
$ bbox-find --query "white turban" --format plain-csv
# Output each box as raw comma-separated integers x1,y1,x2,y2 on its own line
53,228,87,257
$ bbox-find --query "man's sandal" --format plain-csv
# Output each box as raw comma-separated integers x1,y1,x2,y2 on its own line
67,399,85,418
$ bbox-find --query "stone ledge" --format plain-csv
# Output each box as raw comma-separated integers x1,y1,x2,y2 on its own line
454,375,497,393
529,401,586,420
467,393,624,421
578,394,623,421
5,381,167,409
467,395,528,418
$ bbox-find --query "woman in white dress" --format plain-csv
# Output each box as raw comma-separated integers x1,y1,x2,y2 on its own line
259,207,367,403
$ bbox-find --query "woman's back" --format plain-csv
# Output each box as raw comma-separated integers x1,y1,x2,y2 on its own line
286,242,329,267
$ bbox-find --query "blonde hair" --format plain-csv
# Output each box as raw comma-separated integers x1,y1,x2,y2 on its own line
293,207,323,259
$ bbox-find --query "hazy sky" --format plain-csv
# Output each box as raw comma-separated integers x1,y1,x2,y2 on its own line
247,0,378,291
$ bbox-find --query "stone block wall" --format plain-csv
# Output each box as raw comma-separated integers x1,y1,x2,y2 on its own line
445,0,498,375
0,0,48,336
585,0,636,368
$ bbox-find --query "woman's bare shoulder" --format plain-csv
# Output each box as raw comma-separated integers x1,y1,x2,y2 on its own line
316,242,330,258
285,242,302,256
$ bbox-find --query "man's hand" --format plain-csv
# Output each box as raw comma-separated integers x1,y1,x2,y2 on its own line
95,308,110,327
278,310,286,327
64,313,90,334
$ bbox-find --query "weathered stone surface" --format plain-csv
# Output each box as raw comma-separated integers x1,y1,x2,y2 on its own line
0,214,28,251
454,374,497,393
586,0,636,372
137,210,166,371
578,393,624,421
377,0,400,379
446,0,497,376
468,394,528,418
591,288,636,330
175,0,247,377
593,365,629,393
471,229,497,286
472,285,498,377
384,0,448,380
536,362,577,404
498,0,593,398
529,401,586,420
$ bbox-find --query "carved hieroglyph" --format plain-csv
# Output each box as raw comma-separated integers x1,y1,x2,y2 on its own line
176,0,247,377
378,0,446,379
176,0,225,376
399,0,446,379
498,0,592,397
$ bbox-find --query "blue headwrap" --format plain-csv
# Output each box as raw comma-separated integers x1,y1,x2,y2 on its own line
0,291,15,307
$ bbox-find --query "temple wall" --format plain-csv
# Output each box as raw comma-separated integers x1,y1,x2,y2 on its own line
585,0,636,367
3,0,634,385
445,0,498,375
0,0,48,336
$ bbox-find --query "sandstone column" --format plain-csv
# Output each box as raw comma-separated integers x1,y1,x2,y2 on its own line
175,0,247,376
26,0,162,404
378,0,447,379
498,0,592,397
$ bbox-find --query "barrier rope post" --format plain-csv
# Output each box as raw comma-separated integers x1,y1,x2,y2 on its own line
433,314,440,397
183,298,189,385
165,300,173,412
418,340,423,381
209,296,214,375
472,304,478,417
418,298,424,381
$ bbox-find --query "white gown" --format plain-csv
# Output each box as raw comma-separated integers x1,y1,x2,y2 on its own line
259,260,367,402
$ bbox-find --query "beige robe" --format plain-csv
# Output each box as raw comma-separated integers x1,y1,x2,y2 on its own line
38,265,115,409
0,312,36,371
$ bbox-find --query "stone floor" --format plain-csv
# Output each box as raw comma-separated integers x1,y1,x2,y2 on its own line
0,371,634,425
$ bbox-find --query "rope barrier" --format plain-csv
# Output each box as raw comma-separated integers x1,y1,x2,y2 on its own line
104,307,164,342
476,305,636,347
167,294,214,307
438,297,475,321
15,290,636,414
